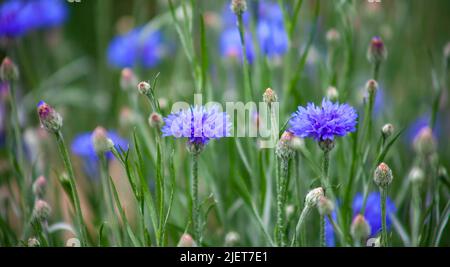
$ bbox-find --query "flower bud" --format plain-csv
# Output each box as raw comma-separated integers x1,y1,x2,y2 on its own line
291,136,305,151
374,162,393,188
230,0,247,16
318,139,335,153
367,36,387,64
32,175,47,198
350,214,371,241
92,126,114,154
438,166,448,183
119,107,137,128
326,86,339,102
148,112,163,128
0,57,19,81
305,187,324,208
381,123,394,139
275,131,295,160
317,196,334,216
326,28,341,45
413,127,437,156
137,81,151,95
158,97,168,110
263,88,278,107
37,101,63,133
365,79,378,96
225,231,240,246
32,200,51,222
177,233,197,247
120,68,138,91
28,237,40,247
408,166,425,184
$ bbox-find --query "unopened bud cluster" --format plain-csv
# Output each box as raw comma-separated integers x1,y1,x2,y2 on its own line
230,0,247,16
275,131,295,160
37,101,63,133
305,187,324,208
92,126,114,154
367,36,387,64
0,57,19,81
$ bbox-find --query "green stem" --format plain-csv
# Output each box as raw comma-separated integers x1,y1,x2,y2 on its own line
236,13,253,101
8,82,24,170
373,62,380,81
191,152,200,243
291,206,310,246
380,186,388,247
412,183,421,246
321,150,330,247
99,154,121,245
276,157,289,246
55,131,88,246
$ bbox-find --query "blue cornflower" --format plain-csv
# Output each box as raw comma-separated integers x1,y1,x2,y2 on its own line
0,0,67,38
326,192,396,246
289,99,358,142
161,105,231,146
107,27,167,69
219,28,254,63
406,114,442,145
256,1,288,57
71,131,128,177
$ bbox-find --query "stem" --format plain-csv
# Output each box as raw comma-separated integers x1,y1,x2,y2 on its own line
373,62,380,81
291,206,310,246
99,154,121,245
8,82,25,170
236,13,253,101
412,183,421,247
191,152,200,243
321,150,330,247
276,157,289,246
55,131,88,246
380,186,388,247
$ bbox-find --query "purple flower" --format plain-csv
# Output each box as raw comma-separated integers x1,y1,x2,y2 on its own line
219,28,254,63
326,192,396,246
0,0,68,38
71,131,128,177
161,105,231,146
107,27,167,69
256,1,288,57
406,114,442,145
289,99,358,141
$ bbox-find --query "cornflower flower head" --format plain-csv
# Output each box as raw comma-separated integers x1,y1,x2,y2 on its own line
107,27,167,69
289,99,358,147
161,105,231,153
256,1,288,57
0,0,68,38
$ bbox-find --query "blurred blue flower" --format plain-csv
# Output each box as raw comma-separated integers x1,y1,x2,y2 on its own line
406,114,442,145
107,27,167,69
289,99,358,141
219,28,254,63
326,192,396,246
71,131,128,177
256,1,288,57
162,105,231,146
0,0,68,38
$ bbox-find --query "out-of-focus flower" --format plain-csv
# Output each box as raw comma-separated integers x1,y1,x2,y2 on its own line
413,126,437,156
177,233,197,247
71,130,128,177
230,0,247,16
0,0,68,38
381,123,394,139
92,126,115,154
148,112,163,128
32,199,51,222
120,68,138,91
350,214,371,241
326,192,396,246
220,27,254,63
289,99,358,142
367,36,387,64
225,231,240,246
0,57,19,81
107,27,167,69
32,175,47,198
406,115,442,146
162,105,231,152
256,1,288,57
